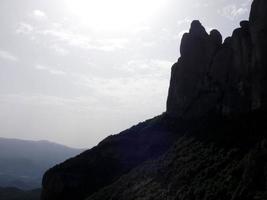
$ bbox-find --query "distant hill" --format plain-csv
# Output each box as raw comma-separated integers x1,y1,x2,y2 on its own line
0,137,83,190
0,187,40,200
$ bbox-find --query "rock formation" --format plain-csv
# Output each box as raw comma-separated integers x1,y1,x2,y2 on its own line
167,0,267,118
41,0,267,199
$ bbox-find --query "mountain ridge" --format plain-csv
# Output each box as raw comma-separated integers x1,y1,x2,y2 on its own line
41,0,267,199
0,137,83,190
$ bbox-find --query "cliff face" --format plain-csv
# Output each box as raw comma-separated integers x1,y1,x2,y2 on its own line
167,0,267,119
42,0,267,199
250,0,267,109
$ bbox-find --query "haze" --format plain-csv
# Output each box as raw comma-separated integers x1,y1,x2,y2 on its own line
0,0,252,148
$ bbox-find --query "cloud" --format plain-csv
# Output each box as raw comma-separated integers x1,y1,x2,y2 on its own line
16,22,34,34
193,2,210,8
73,58,171,110
32,10,48,20
74,75,168,109
41,29,129,51
50,44,69,56
16,21,129,52
218,4,248,20
0,93,96,112
177,18,192,26
122,59,172,79
94,38,129,51
0,50,18,62
241,0,253,7
66,58,172,110
35,64,66,75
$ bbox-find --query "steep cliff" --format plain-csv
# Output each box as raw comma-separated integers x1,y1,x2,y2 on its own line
42,0,267,199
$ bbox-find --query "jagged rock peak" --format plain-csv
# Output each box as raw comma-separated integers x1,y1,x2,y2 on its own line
167,20,224,119
167,0,267,119
240,20,249,29
189,20,207,37
210,29,222,45
188,20,222,45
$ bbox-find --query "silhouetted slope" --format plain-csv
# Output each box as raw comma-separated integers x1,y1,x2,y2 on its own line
42,0,267,199
42,115,184,200
87,110,267,200
0,138,82,190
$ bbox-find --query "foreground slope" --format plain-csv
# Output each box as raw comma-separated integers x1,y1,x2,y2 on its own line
87,110,267,200
42,115,184,200
42,0,267,199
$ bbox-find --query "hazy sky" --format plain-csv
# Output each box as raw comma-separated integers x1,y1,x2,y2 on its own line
0,0,252,148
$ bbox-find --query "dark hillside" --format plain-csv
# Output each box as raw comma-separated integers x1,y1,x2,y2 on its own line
87,110,267,200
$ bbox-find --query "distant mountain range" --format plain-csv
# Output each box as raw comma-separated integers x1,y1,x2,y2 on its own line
0,137,83,190
0,187,40,200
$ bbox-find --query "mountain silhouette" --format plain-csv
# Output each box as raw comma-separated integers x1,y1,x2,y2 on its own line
0,187,40,200
0,137,82,190
41,0,267,199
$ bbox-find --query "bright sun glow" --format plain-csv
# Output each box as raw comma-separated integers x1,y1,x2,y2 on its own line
65,0,165,31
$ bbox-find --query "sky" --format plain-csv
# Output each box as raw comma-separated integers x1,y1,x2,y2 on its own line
0,0,253,148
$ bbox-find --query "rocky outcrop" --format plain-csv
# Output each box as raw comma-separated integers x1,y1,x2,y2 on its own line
249,0,267,109
42,0,267,199
167,20,223,119
167,0,267,119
